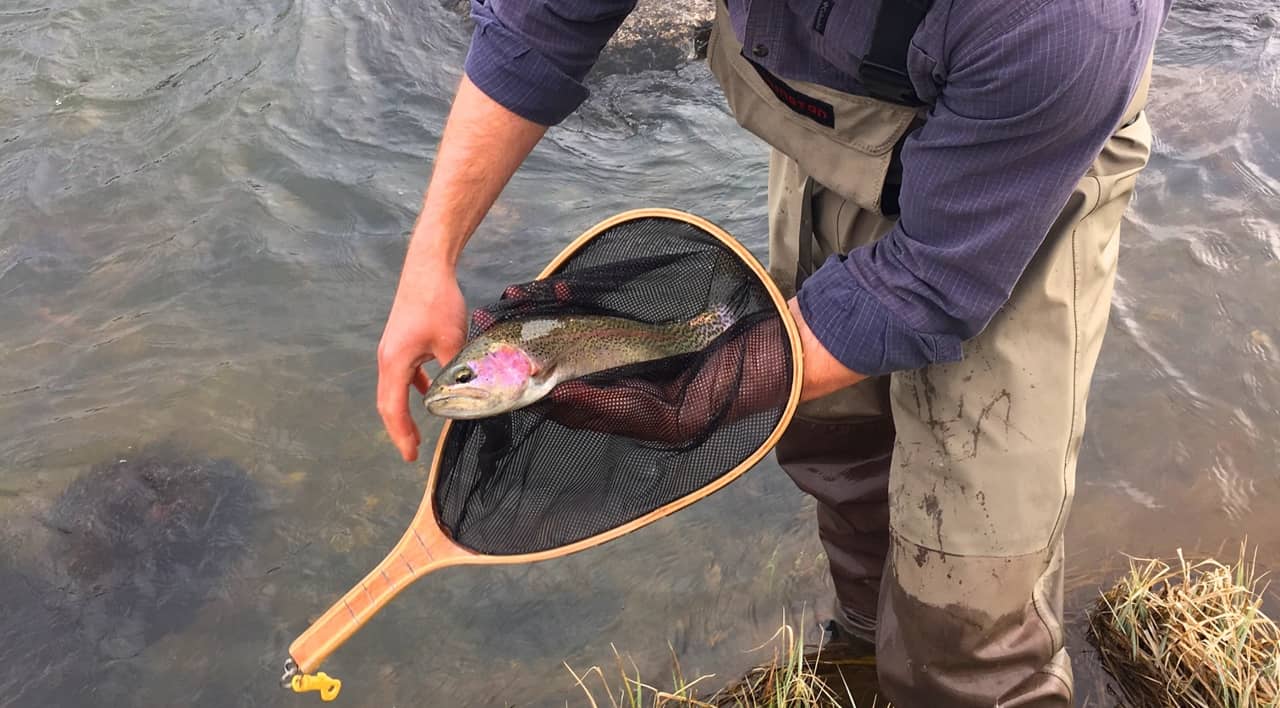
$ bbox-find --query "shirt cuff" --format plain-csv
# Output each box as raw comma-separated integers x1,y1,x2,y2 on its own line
463,8,590,126
797,253,964,377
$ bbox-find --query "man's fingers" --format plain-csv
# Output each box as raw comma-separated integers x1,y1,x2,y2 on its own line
376,355,422,462
412,367,430,395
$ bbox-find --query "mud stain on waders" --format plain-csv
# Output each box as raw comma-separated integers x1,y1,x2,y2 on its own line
972,389,1015,457
915,488,945,567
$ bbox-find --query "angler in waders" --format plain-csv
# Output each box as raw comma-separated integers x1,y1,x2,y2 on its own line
374,1,1171,705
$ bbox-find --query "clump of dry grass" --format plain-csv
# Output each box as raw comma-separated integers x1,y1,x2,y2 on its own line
1087,543,1280,708
564,644,717,708
707,621,870,707
564,611,882,707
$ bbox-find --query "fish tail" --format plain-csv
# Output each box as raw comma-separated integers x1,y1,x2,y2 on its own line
686,304,735,344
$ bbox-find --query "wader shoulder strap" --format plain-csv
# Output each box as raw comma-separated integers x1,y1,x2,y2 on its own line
860,0,933,106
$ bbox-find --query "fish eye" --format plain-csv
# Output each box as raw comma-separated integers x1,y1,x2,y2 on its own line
454,367,475,384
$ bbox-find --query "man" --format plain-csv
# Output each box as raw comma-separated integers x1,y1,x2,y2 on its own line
375,0,1170,705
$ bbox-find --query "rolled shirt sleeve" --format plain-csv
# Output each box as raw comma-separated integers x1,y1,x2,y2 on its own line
798,2,1160,377
463,0,638,126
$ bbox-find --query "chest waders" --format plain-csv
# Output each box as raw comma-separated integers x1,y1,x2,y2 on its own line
706,0,1154,704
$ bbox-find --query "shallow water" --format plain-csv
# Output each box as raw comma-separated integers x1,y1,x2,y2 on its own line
0,1,1277,706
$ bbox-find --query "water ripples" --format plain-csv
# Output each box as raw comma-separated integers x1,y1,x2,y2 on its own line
1,0,1279,705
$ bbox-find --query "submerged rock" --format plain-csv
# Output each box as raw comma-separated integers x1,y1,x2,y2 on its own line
0,447,259,705
599,0,714,74
441,0,714,74
42,448,260,655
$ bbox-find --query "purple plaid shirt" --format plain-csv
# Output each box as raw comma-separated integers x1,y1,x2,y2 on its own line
463,0,1170,376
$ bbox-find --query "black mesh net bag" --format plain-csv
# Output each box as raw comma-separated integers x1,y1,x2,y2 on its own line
431,209,801,555
282,209,801,694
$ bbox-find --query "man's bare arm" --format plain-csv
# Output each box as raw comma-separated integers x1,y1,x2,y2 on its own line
402,75,548,274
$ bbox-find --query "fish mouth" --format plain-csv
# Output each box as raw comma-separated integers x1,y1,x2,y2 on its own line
425,388,488,403
424,388,493,416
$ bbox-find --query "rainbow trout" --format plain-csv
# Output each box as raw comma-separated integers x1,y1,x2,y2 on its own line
424,306,735,419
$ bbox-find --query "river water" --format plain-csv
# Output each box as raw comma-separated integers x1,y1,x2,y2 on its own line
0,1,1276,706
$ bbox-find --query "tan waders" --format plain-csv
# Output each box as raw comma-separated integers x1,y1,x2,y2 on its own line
707,1,1154,704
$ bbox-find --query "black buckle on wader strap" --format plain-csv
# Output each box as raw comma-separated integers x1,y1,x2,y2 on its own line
859,0,934,107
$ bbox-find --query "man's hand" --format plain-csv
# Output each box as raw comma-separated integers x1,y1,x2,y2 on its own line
788,297,868,402
376,263,467,462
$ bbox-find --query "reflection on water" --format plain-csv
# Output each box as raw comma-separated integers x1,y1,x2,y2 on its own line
1,0,1277,705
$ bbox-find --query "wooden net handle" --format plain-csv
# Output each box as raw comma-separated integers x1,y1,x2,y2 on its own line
288,520,470,675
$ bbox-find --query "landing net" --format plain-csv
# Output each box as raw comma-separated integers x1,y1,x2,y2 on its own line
433,212,797,555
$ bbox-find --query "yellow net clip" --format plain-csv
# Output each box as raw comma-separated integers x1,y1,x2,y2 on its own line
290,671,342,702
